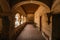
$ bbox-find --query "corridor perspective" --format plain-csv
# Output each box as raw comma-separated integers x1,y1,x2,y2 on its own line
16,23,45,40
0,0,60,40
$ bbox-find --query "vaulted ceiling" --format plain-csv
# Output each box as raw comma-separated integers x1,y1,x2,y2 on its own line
21,3,39,14
6,0,55,15
7,0,54,8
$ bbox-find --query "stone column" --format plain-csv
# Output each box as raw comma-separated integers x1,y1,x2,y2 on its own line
2,16,10,40
8,13,16,40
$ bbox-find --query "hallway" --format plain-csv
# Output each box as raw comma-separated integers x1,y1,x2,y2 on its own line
0,0,60,40
16,24,45,40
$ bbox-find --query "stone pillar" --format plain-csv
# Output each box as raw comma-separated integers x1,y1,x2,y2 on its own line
8,14,16,40
1,12,16,40
0,16,3,40
2,16,10,40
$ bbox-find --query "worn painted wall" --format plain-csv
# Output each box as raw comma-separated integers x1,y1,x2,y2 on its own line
34,5,51,40
34,6,46,28
42,14,52,40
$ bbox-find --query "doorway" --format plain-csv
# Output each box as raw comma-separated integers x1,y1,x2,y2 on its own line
40,16,42,31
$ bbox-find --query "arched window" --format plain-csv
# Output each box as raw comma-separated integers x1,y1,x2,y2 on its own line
15,13,26,28
15,13,20,28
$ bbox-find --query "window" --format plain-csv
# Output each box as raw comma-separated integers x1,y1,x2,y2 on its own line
15,13,20,28
15,13,26,28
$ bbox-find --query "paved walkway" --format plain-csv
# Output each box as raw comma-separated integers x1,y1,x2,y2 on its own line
16,24,45,40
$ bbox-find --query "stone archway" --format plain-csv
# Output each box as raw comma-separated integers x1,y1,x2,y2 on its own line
12,1,50,9
12,1,50,15
11,1,50,27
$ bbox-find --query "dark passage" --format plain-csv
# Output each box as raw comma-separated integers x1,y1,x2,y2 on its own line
16,24,45,40
52,14,60,40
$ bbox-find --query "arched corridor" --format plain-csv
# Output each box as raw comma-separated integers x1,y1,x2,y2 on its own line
0,0,60,40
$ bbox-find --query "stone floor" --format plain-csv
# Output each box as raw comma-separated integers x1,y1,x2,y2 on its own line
16,24,45,40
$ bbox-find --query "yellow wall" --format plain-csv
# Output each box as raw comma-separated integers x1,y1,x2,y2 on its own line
23,16,26,23
34,5,50,29
42,14,52,40
34,5,51,40
27,14,34,22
